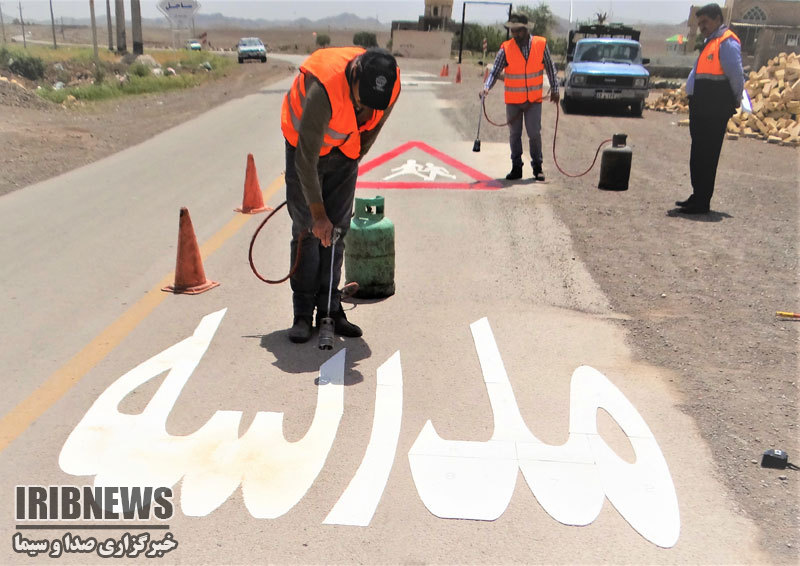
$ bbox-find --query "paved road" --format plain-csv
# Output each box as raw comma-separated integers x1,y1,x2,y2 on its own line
0,59,767,563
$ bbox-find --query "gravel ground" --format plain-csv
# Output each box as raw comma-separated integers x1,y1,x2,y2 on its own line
0,60,293,196
439,59,799,562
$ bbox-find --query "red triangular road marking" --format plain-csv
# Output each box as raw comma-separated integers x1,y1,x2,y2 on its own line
357,141,502,191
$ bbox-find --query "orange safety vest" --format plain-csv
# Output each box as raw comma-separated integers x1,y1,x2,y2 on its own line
502,36,546,104
281,47,401,160
695,28,740,81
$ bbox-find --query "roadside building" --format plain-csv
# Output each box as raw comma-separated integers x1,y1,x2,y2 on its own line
390,0,455,58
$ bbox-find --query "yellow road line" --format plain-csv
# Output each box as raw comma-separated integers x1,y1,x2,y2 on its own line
0,174,285,454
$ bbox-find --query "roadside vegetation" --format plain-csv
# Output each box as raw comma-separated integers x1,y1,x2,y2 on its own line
453,2,567,59
0,44,234,104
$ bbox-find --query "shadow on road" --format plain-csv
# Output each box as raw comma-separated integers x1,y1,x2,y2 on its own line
255,320,371,386
666,208,733,222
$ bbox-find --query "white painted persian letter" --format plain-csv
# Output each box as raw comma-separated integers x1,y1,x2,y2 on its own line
60,309,346,519
408,317,680,548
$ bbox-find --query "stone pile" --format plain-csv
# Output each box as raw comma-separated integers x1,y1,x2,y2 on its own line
647,51,800,147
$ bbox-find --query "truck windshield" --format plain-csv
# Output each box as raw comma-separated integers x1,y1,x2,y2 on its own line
575,42,640,64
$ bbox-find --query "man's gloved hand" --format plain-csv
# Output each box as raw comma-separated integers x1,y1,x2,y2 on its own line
479,87,488,100
550,91,560,103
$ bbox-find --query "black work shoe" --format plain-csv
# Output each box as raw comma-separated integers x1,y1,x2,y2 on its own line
317,308,363,338
675,196,694,207
533,165,545,182
288,316,313,343
678,204,710,214
506,165,523,180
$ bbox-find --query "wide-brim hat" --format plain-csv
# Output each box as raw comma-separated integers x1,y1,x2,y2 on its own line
504,13,529,30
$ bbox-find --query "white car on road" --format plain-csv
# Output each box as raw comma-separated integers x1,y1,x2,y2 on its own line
237,37,267,64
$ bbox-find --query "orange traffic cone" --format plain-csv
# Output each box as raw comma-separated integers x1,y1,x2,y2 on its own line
235,153,271,214
440,64,446,77
162,207,220,295
455,65,462,83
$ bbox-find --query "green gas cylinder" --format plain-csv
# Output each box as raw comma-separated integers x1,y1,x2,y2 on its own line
344,196,395,298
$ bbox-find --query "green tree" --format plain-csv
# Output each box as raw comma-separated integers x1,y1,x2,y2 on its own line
315,33,331,48
516,2,556,38
453,23,504,53
353,31,378,48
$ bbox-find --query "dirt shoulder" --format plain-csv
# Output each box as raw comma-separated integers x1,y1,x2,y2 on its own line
1,60,293,196
441,61,799,562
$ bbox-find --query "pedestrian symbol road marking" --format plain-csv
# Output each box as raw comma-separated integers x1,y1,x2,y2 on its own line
357,141,502,190
383,159,457,182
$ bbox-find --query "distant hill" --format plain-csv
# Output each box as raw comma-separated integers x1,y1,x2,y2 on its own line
47,11,388,31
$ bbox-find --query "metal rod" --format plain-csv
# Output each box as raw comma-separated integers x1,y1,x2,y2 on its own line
49,0,57,49
18,1,25,48
326,235,337,317
131,0,142,55
89,0,99,59
105,0,113,50
0,3,7,44
459,2,513,64
458,2,465,64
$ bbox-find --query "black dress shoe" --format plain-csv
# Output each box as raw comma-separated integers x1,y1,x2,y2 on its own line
533,165,545,181
678,205,710,214
288,316,313,343
317,308,362,338
506,165,523,180
675,196,694,207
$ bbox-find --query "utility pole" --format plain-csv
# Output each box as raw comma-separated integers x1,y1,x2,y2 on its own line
130,0,142,55
89,0,99,59
49,0,57,48
114,0,126,53
105,0,113,50
0,3,6,45
18,1,25,48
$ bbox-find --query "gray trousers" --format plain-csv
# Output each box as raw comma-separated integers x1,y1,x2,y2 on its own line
506,102,543,168
285,144,358,318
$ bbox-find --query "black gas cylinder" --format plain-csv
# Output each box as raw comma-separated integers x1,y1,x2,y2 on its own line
598,133,632,191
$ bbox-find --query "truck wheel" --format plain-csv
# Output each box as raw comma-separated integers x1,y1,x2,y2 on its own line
563,96,577,114
238,57,244,64
261,56,267,63
630,100,644,117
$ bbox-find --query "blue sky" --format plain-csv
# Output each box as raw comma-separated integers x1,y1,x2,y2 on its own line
6,1,699,25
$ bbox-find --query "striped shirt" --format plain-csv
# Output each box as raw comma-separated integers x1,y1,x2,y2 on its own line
484,35,559,97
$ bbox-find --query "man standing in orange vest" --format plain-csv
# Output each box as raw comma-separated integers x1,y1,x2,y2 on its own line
677,3,743,214
281,47,400,343
481,13,560,181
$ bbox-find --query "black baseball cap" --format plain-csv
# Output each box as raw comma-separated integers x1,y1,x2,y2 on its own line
357,48,398,110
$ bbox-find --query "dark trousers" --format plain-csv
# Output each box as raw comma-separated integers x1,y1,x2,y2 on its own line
285,144,358,318
688,101,730,208
506,102,543,168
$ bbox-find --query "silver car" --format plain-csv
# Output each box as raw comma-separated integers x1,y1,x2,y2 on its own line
237,37,267,64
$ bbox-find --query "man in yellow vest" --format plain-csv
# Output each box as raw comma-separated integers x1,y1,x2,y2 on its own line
481,13,560,181
281,48,401,343
677,3,743,214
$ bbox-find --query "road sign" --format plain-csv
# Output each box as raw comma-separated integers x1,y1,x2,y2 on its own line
157,0,200,29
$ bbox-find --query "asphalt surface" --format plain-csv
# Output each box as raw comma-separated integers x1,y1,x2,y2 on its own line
0,56,770,563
